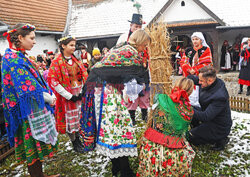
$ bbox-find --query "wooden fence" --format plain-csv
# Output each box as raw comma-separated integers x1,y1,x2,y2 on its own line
230,96,250,113
0,140,14,162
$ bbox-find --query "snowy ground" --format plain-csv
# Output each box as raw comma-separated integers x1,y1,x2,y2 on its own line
0,111,249,177
217,111,250,177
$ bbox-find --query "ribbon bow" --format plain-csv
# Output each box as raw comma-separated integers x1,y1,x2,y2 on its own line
3,29,17,48
170,87,190,106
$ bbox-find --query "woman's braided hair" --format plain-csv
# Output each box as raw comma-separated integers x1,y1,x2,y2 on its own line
9,23,35,48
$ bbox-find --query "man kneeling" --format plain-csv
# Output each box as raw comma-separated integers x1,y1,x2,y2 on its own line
188,66,232,151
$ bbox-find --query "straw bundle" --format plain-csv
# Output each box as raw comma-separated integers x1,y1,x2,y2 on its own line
143,22,173,134
145,22,172,103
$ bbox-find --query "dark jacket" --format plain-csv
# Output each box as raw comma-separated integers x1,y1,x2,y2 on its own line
188,75,232,141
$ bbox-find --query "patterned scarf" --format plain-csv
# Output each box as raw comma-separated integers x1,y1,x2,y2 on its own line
158,93,193,135
92,44,141,69
144,93,193,148
1,48,54,146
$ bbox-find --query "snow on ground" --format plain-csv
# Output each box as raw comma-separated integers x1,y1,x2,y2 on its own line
1,111,249,176
217,111,250,176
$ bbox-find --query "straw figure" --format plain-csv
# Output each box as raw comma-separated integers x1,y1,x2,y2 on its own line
137,23,196,177
144,22,173,130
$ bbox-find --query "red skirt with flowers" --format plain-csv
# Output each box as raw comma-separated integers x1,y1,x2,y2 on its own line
14,120,58,166
136,137,195,177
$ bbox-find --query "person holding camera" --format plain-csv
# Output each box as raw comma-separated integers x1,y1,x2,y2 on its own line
238,37,250,96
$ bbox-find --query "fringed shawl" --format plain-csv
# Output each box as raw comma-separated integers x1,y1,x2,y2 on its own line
1,48,54,146
86,44,148,89
144,94,193,148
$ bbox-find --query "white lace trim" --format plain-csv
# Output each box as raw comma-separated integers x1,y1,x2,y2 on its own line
96,144,138,159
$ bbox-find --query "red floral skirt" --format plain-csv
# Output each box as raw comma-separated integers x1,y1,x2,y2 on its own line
136,137,195,177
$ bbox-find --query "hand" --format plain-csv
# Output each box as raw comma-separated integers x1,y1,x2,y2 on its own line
139,90,145,97
70,95,79,102
50,98,56,107
77,93,83,101
190,69,195,75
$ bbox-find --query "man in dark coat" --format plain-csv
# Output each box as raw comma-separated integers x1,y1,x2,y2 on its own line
188,66,232,151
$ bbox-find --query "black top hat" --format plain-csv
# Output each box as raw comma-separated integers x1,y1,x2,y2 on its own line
128,13,144,25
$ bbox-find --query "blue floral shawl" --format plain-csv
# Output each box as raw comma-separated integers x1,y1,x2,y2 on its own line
1,48,54,146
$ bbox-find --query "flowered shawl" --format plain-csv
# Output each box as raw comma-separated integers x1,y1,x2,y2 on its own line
87,44,148,86
1,48,54,146
180,46,213,77
144,91,193,149
81,43,147,151
48,54,88,134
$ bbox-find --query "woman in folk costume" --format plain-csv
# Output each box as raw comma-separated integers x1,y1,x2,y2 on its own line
220,40,232,71
238,37,250,96
81,29,151,177
48,36,88,153
2,23,59,177
80,44,91,69
180,32,213,77
137,77,195,177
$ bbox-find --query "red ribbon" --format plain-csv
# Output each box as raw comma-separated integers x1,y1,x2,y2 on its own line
170,87,190,105
3,31,13,48
3,30,25,52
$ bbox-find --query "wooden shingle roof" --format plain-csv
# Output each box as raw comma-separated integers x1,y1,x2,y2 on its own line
0,0,69,32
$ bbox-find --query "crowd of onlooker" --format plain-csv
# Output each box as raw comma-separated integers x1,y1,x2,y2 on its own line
171,37,244,75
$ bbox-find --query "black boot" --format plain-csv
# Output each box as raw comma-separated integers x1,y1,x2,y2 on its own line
246,86,250,96
211,137,229,151
238,84,243,94
119,156,135,177
141,108,148,122
128,110,136,126
72,138,85,153
111,158,120,177
75,133,84,148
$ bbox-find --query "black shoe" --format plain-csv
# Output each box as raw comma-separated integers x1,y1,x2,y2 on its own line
72,139,85,153
211,137,229,151
75,136,84,148
120,170,135,177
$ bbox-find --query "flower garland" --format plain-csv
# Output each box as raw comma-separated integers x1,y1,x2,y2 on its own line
3,24,36,50
58,36,75,43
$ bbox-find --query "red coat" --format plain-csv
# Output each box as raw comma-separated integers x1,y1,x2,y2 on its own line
180,46,213,77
